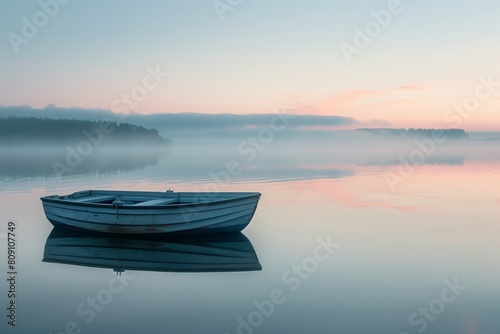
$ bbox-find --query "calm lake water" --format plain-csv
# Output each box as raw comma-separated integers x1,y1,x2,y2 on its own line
0,140,499,334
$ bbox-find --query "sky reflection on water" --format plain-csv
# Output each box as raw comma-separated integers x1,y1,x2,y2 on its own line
0,143,499,334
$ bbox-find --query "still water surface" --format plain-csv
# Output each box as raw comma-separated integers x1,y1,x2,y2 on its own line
0,145,499,334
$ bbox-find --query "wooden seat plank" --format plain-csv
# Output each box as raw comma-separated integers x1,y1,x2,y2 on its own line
133,198,178,206
73,195,116,203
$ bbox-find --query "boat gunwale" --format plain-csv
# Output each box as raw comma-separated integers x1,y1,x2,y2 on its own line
40,191,261,209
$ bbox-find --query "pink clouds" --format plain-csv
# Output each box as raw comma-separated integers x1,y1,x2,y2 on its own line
322,84,426,109
282,79,500,131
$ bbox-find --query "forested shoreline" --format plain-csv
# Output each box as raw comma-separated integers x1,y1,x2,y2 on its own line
0,117,169,146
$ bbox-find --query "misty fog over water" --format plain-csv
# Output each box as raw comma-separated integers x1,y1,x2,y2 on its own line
1,110,499,334
1,129,498,183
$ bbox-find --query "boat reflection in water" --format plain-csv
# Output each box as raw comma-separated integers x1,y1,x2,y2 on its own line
43,228,262,274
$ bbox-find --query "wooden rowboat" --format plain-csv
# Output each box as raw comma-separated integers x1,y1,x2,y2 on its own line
40,190,261,235
43,228,262,273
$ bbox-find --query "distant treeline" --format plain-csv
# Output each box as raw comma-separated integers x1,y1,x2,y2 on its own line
0,117,170,146
356,128,468,139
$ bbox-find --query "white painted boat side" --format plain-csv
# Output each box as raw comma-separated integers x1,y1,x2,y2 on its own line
41,190,261,234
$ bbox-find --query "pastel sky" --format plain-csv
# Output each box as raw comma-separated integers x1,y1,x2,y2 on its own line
1,0,499,130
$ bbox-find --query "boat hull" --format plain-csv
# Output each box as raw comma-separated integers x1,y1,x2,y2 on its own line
41,191,261,235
